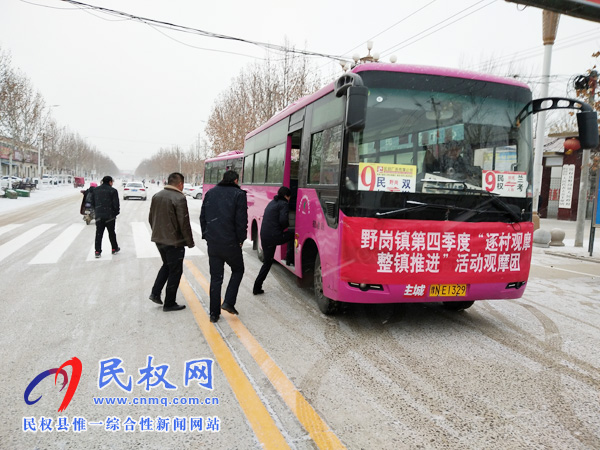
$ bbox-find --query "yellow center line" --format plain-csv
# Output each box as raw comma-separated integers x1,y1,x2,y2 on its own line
179,273,290,450
184,260,346,450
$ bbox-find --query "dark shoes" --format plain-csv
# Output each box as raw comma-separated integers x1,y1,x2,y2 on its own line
253,288,265,295
221,303,239,315
149,294,162,305
95,251,101,258
210,314,219,323
163,303,186,312
112,247,120,255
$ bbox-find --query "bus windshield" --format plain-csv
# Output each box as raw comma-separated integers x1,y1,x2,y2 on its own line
344,71,533,199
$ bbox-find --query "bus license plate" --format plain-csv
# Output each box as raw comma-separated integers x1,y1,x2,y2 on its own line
429,284,467,297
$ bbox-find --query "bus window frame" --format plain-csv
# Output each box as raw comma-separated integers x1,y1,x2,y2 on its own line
305,92,345,189
243,154,254,184
307,124,344,187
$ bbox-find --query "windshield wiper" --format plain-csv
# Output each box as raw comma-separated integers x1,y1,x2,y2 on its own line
376,201,480,217
376,196,523,223
423,181,523,222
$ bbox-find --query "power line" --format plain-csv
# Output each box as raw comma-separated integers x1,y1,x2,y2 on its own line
467,28,600,72
54,0,346,62
340,0,438,58
380,0,495,57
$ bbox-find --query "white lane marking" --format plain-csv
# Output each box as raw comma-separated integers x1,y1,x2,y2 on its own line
0,224,22,237
185,222,204,256
187,245,204,256
190,221,202,236
132,222,160,258
0,224,55,263
531,262,599,277
134,222,204,257
29,223,86,264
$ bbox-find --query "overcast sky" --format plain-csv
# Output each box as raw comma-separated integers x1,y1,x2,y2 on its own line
1,0,600,170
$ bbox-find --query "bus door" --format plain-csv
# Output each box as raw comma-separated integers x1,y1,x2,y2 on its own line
283,129,302,262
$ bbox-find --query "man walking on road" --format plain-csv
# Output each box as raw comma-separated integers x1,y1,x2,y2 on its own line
148,172,195,312
200,170,248,323
91,175,120,258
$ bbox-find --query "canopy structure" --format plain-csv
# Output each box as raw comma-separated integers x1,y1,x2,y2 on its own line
506,0,600,23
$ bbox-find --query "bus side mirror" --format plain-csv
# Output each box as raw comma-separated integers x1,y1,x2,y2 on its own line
346,86,368,132
577,110,599,149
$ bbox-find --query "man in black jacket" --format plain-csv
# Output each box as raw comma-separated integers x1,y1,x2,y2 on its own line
253,186,294,295
200,170,248,323
149,172,195,312
91,175,120,258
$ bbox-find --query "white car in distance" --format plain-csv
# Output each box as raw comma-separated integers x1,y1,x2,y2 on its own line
123,181,147,200
183,183,203,199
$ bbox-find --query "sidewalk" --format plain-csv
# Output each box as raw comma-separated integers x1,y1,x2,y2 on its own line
0,184,83,215
537,217,600,263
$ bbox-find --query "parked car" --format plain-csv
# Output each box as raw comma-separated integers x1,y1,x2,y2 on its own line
183,183,203,199
1,176,22,188
123,181,147,200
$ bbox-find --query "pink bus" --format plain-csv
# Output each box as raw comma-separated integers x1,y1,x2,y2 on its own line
202,150,244,195
241,63,591,314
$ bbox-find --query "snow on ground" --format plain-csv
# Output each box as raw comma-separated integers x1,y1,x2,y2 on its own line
0,183,84,215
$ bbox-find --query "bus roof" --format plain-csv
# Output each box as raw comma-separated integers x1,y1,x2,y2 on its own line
245,63,531,141
205,150,243,163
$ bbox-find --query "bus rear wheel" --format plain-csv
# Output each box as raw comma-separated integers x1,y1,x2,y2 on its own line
314,255,339,315
442,301,474,311
255,233,264,262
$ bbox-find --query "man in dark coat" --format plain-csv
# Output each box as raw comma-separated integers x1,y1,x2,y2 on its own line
200,170,248,323
148,172,195,312
253,186,294,295
91,175,120,258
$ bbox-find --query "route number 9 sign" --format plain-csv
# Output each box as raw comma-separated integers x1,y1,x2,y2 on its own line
482,170,527,198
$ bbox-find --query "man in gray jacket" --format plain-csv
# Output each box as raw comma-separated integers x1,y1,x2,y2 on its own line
148,172,195,312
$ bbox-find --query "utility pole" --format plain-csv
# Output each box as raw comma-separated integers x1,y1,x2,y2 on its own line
575,74,596,246
532,11,560,230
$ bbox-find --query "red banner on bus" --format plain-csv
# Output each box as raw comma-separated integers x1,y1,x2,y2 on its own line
340,217,533,285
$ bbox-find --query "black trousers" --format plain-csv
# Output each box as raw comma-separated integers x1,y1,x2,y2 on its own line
207,243,244,317
253,230,294,292
95,217,118,253
151,244,185,307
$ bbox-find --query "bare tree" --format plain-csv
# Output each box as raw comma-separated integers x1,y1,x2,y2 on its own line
0,45,119,178
205,44,322,154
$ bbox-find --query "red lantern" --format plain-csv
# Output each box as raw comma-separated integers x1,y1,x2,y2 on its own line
564,138,581,151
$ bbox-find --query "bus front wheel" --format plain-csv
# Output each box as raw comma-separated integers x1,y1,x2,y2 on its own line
314,255,339,315
442,301,474,311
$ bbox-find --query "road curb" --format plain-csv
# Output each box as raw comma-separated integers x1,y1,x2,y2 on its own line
544,250,600,264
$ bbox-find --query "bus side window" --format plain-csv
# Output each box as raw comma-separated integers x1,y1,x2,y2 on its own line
243,155,254,183
309,125,341,185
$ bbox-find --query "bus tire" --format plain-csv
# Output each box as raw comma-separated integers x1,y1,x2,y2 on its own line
442,301,474,311
314,255,338,315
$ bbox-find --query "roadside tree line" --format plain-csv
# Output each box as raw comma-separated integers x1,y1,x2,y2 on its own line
0,45,117,180
135,46,323,182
